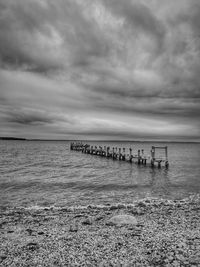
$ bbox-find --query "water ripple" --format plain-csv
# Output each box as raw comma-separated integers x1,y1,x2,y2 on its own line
0,140,200,208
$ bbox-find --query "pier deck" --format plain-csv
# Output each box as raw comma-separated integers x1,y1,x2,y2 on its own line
70,142,169,168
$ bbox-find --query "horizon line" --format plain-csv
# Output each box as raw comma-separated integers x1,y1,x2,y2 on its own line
0,137,200,143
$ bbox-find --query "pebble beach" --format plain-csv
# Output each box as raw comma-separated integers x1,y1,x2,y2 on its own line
1,195,200,267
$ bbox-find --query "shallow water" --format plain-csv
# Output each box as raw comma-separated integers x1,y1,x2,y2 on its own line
0,140,200,208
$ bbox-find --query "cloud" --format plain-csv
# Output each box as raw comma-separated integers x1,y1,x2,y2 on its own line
0,0,110,72
0,0,199,140
6,111,54,125
0,0,65,72
102,0,166,53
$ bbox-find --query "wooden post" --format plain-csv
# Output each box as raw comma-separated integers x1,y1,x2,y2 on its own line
138,150,141,164
112,147,115,159
141,149,144,164
119,148,121,160
98,146,101,155
165,146,168,160
101,146,103,156
153,147,155,164
115,147,117,159
104,146,106,156
151,146,155,167
114,147,116,159
85,144,88,153
82,144,85,153
107,146,110,157
122,148,126,161
129,148,132,162
165,146,169,168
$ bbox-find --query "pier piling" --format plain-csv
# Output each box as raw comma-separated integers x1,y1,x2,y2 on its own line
129,148,133,163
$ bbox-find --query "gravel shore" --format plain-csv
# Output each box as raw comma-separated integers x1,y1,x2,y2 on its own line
1,195,200,267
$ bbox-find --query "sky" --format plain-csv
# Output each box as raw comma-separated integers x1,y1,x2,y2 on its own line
0,0,200,141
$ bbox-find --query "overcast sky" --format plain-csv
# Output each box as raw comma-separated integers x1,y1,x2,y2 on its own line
0,0,200,141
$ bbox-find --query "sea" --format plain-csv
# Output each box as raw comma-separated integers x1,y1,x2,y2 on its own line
0,140,200,208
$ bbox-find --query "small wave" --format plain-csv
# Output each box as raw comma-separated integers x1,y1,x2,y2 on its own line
16,193,200,212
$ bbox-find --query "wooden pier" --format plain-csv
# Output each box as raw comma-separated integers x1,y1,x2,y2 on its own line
70,142,169,168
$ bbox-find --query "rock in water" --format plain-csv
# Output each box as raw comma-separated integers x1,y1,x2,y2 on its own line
106,215,137,226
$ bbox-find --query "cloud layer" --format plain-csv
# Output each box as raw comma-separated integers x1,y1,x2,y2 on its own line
0,0,199,140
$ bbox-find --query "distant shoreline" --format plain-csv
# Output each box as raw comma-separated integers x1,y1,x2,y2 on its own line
0,137,27,141
0,137,199,143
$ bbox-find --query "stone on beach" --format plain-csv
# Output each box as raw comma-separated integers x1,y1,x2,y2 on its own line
106,214,138,226
82,218,92,225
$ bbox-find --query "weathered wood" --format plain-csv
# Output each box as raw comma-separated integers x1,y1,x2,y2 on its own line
137,150,141,164
129,148,133,162
112,147,115,159
151,146,169,167
70,142,169,168
122,148,126,161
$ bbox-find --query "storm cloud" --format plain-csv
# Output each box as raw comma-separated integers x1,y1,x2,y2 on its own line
0,0,199,140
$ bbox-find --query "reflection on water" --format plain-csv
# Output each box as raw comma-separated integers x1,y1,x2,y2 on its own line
0,140,200,207
150,168,171,198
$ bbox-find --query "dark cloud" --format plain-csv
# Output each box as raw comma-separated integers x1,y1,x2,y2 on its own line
87,93,200,121
103,0,166,53
6,111,54,126
0,106,68,126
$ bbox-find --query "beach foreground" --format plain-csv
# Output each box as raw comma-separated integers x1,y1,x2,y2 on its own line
1,195,200,267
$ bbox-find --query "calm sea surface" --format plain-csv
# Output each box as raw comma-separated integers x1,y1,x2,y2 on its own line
0,140,200,208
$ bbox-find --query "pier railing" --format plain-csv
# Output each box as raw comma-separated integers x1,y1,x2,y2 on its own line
70,142,169,168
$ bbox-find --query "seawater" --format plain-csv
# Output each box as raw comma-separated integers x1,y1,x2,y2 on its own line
0,140,200,208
